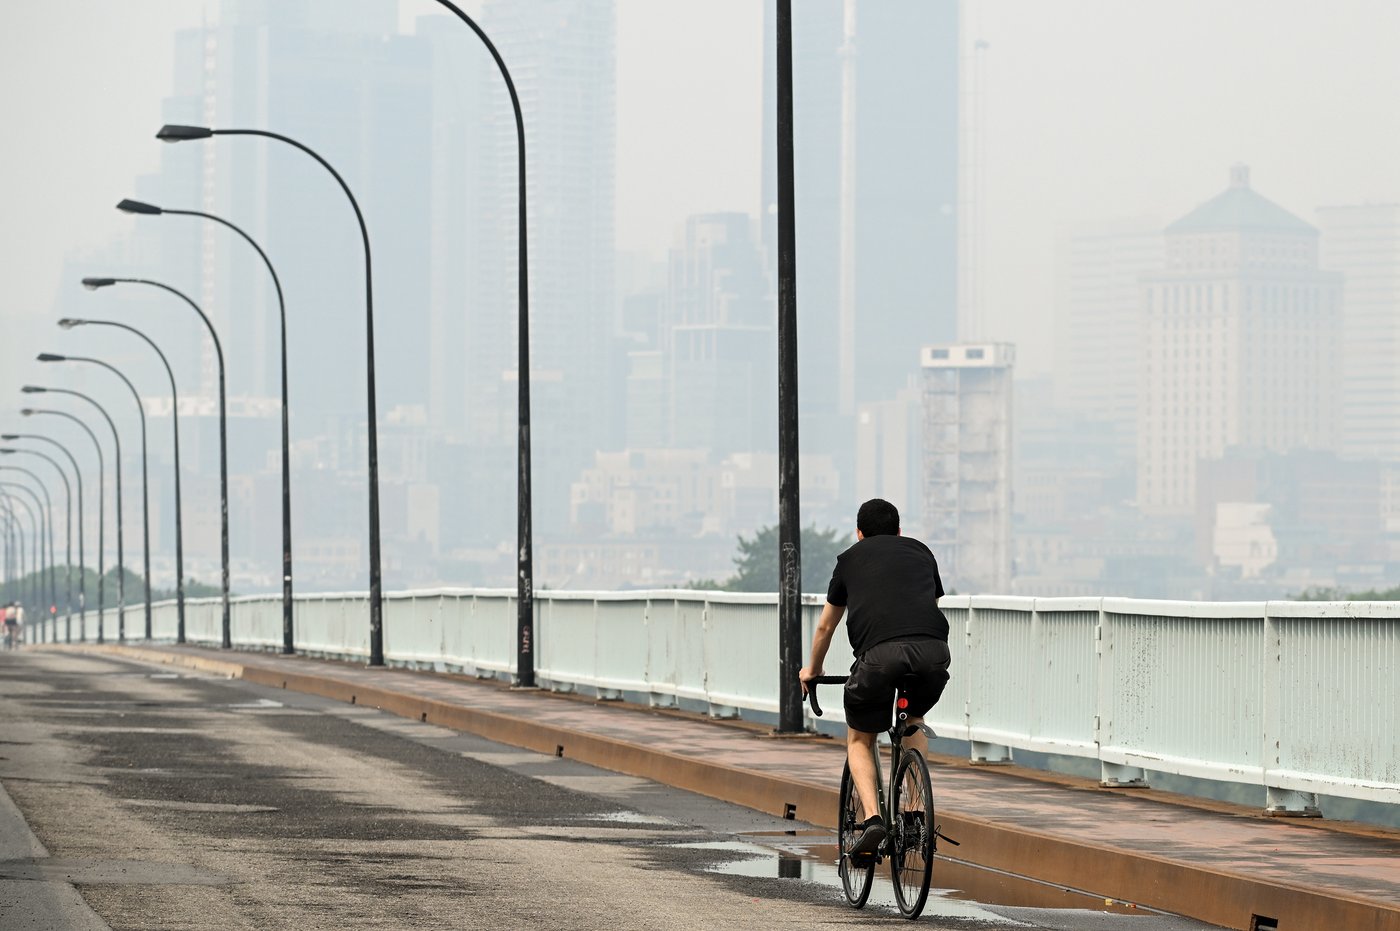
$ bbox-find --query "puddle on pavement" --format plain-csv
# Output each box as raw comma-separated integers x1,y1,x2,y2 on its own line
682,834,1158,919
581,810,678,826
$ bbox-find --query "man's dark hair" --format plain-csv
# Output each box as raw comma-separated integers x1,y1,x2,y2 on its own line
856,498,900,537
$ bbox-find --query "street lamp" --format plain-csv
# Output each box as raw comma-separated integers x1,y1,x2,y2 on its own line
22,404,108,642
82,277,230,648
116,198,294,654
58,318,182,642
0,496,33,627
418,1,536,685
156,125,384,665
0,470,56,638
39,352,151,639
0,444,75,642
0,489,41,635
3,432,85,642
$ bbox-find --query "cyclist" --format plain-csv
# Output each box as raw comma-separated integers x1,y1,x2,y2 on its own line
799,498,951,858
3,602,18,649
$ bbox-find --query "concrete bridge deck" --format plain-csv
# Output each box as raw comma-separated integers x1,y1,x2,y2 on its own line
49,643,1400,931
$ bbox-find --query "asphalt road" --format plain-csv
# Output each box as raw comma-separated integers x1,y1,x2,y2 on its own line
0,650,1225,930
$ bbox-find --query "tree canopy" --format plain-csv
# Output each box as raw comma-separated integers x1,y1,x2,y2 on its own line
714,523,851,593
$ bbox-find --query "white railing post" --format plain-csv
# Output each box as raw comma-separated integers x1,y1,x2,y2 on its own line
1096,603,1148,787
968,599,1012,764
1262,603,1320,815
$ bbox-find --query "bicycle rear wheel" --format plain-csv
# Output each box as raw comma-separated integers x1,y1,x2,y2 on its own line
890,748,935,919
837,761,874,908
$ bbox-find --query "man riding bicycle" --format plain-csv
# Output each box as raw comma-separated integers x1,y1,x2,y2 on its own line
799,498,951,858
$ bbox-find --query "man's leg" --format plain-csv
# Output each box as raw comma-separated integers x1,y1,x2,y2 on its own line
846,727,881,821
904,717,929,757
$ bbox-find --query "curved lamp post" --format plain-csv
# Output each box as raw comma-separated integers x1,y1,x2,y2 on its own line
156,123,383,664
0,446,73,642
0,470,56,638
4,432,84,640
0,497,32,624
116,200,293,653
22,405,107,642
58,318,183,642
82,277,230,648
39,352,151,639
0,489,41,634
417,2,536,685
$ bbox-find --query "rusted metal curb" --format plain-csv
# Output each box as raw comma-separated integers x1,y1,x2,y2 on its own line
51,644,1400,931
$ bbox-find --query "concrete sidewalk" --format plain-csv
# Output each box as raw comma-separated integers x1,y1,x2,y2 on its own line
50,643,1400,931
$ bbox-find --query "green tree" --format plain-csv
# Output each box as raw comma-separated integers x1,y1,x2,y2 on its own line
724,524,850,593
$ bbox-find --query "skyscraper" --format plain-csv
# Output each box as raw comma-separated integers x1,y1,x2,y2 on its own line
1138,166,1341,516
461,0,617,528
1316,203,1400,463
761,0,960,426
921,342,1014,594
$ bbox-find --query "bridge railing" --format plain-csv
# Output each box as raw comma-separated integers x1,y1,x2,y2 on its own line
81,589,1400,814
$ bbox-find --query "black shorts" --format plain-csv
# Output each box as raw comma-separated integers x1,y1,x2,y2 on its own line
844,638,951,734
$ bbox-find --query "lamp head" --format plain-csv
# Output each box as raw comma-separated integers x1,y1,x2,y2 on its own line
156,124,214,142
0,449,13,456
57,318,86,330
19,410,35,417
0,435,18,441
36,353,66,363
20,386,46,394
117,198,163,215
81,277,116,291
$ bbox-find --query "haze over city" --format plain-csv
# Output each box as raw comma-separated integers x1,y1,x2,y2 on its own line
3,0,1399,601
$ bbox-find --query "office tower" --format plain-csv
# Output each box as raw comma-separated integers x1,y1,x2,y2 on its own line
1138,166,1341,516
922,343,1014,594
464,0,616,527
162,0,433,422
1054,219,1164,459
1316,203,1400,462
761,0,960,423
664,213,774,457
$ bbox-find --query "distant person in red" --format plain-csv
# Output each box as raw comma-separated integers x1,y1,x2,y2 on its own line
799,498,951,856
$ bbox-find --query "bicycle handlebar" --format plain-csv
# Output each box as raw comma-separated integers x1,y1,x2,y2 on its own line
805,675,848,717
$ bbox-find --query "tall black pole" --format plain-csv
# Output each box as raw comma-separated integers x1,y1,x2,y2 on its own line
84,278,228,647
24,407,105,642
6,434,84,643
39,389,124,641
153,128,381,664
422,2,534,685
115,203,293,653
775,0,804,734
0,473,55,639
43,355,151,639
1,447,73,642
62,319,184,643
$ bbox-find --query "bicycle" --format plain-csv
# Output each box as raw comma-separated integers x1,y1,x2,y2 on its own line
807,674,957,920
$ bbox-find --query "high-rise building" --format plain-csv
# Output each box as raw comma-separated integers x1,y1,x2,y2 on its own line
161,0,433,423
761,0,960,423
1138,166,1341,516
1316,203,1400,462
921,342,1013,594
461,0,617,528
664,213,774,457
1054,219,1164,459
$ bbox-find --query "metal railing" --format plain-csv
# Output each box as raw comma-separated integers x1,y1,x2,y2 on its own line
97,589,1398,814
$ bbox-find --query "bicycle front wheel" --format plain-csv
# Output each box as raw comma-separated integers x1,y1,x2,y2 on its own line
890,748,935,919
837,761,875,908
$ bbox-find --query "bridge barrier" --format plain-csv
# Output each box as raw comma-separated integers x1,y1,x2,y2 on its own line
70,590,1400,814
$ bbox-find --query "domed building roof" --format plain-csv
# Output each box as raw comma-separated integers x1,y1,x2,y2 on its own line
1166,165,1315,235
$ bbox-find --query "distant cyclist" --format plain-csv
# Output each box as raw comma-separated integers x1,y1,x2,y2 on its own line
3,602,19,649
799,498,951,857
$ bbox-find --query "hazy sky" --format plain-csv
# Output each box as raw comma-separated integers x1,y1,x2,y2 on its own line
3,0,1399,386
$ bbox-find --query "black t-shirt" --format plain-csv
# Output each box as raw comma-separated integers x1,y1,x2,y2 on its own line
825,534,949,656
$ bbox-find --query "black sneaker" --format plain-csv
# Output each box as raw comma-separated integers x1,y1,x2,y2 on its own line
849,815,886,857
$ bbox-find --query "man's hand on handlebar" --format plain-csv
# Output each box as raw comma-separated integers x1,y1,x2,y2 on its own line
798,665,822,697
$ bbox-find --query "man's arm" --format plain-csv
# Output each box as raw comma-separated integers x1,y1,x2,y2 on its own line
798,600,846,695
